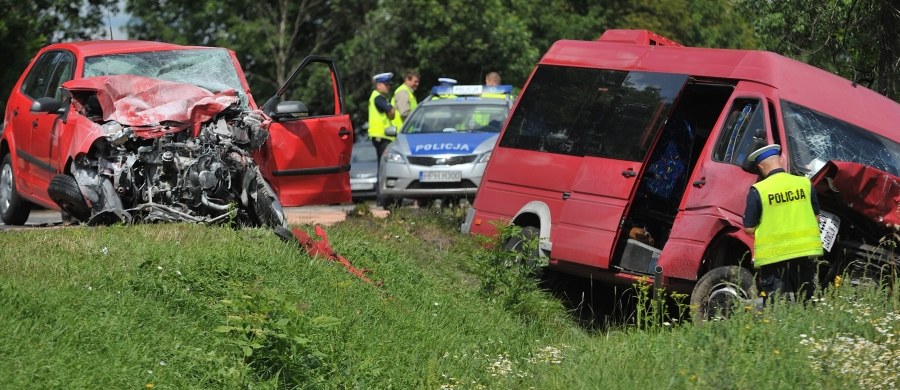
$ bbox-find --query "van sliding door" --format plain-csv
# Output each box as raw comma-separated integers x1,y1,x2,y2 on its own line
551,70,688,270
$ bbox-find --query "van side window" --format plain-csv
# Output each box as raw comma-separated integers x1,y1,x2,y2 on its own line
713,99,766,165
499,65,686,161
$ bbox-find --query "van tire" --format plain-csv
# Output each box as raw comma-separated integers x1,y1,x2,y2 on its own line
690,265,757,322
504,226,542,268
48,174,91,223
0,154,32,225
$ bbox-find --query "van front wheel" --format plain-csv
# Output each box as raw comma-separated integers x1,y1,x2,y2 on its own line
690,266,757,322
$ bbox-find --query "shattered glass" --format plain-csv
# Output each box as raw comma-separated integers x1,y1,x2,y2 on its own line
83,49,248,109
782,100,900,177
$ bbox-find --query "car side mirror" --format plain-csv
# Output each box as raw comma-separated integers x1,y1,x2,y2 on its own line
271,100,309,121
31,97,63,114
384,126,398,137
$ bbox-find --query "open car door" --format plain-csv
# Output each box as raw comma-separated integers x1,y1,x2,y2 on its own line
258,56,353,206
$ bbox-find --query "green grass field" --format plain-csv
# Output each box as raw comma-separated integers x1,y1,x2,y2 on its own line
1,208,897,389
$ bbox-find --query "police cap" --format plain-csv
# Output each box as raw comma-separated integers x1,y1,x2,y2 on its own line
373,72,393,83
748,144,781,164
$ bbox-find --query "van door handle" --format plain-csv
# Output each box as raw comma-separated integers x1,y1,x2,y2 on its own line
622,169,637,178
338,127,352,140
562,192,571,200
692,178,707,188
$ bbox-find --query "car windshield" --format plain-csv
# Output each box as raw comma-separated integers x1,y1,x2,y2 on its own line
352,143,378,163
83,48,245,101
402,103,509,134
782,100,900,176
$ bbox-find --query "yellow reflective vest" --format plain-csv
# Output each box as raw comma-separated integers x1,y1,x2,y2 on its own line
390,84,417,129
751,173,823,267
368,90,395,141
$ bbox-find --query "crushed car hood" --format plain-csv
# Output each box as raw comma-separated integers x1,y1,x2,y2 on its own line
811,161,900,227
62,75,239,130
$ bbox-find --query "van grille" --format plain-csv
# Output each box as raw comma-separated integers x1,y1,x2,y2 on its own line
407,155,477,166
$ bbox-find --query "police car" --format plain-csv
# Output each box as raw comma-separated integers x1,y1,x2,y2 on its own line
377,83,514,207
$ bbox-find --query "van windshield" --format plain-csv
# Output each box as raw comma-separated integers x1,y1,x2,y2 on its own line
782,100,900,176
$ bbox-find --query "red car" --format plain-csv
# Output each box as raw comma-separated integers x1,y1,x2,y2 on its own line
0,41,353,226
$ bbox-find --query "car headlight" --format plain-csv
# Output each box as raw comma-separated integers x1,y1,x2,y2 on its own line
383,150,407,163
477,151,492,163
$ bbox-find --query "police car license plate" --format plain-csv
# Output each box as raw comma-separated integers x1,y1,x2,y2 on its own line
818,210,841,252
419,170,461,182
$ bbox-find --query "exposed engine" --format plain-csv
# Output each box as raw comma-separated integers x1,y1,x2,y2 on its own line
50,104,286,229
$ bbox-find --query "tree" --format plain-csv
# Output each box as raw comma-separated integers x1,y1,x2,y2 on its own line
735,0,899,101
600,0,758,48
0,0,118,104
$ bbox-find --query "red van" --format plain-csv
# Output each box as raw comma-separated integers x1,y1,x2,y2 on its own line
462,30,900,318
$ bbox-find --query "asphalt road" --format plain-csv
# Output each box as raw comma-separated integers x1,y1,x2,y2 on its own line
0,202,389,230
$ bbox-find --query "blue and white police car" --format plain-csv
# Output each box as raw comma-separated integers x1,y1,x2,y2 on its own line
377,84,514,207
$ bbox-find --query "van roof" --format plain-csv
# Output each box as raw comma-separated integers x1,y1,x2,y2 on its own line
542,33,899,140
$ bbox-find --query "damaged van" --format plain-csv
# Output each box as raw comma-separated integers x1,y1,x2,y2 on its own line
462,29,900,319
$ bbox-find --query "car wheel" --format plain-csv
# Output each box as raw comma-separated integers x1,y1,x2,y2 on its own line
504,226,542,269
252,175,286,229
48,174,91,222
0,154,31,225
690,265,758,322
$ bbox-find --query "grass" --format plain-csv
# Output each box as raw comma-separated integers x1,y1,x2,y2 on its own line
0,208,898,389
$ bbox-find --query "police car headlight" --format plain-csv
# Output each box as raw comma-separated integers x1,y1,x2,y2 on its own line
383,150,407,163
477,151,492,163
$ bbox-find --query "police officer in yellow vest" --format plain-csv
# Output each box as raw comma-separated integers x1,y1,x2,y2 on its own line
743,144,823,304
481,71,506,99
390,69,419,129
368,72,396,164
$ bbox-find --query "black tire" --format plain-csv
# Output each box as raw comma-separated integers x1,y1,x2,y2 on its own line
504,226,542,268
690,265,758,322
48,174,91,222
251,175,284,229
0,154,32,225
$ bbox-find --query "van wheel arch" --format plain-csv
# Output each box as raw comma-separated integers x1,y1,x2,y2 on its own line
699,231,753,277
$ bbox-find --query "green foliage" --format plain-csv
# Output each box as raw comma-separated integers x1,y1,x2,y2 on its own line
0,0,118,104
735,0,899,101
2,218,900,388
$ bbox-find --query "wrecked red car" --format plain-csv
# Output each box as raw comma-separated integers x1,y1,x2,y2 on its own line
0,41,353,226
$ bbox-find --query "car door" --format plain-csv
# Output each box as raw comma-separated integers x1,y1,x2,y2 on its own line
258,56,353,206
7,50,74,198
550,71,688,270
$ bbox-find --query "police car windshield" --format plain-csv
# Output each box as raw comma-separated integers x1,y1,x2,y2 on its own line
402,103,508,134
782,100,900,176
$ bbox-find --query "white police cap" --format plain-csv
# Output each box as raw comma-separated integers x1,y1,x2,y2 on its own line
748,144,781,164
373,72,393,83
438,77,457,85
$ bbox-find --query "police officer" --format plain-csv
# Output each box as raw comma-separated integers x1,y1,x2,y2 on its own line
743,144,823,304
431,77,458,100
368,72,396,162
391,69,419,129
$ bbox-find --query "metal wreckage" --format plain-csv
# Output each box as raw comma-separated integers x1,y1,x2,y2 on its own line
50,75,286,228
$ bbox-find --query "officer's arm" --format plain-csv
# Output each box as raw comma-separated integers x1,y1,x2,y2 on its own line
743,188,761,235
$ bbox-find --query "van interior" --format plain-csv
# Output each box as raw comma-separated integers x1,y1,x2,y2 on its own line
615,78,736,275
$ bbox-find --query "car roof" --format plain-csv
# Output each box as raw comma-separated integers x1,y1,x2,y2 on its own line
40,40,218,58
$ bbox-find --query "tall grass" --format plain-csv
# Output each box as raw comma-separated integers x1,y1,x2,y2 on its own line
0,213,897,389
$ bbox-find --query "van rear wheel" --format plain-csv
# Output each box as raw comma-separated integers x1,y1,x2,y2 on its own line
504,226,542,269
690,265,758,322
